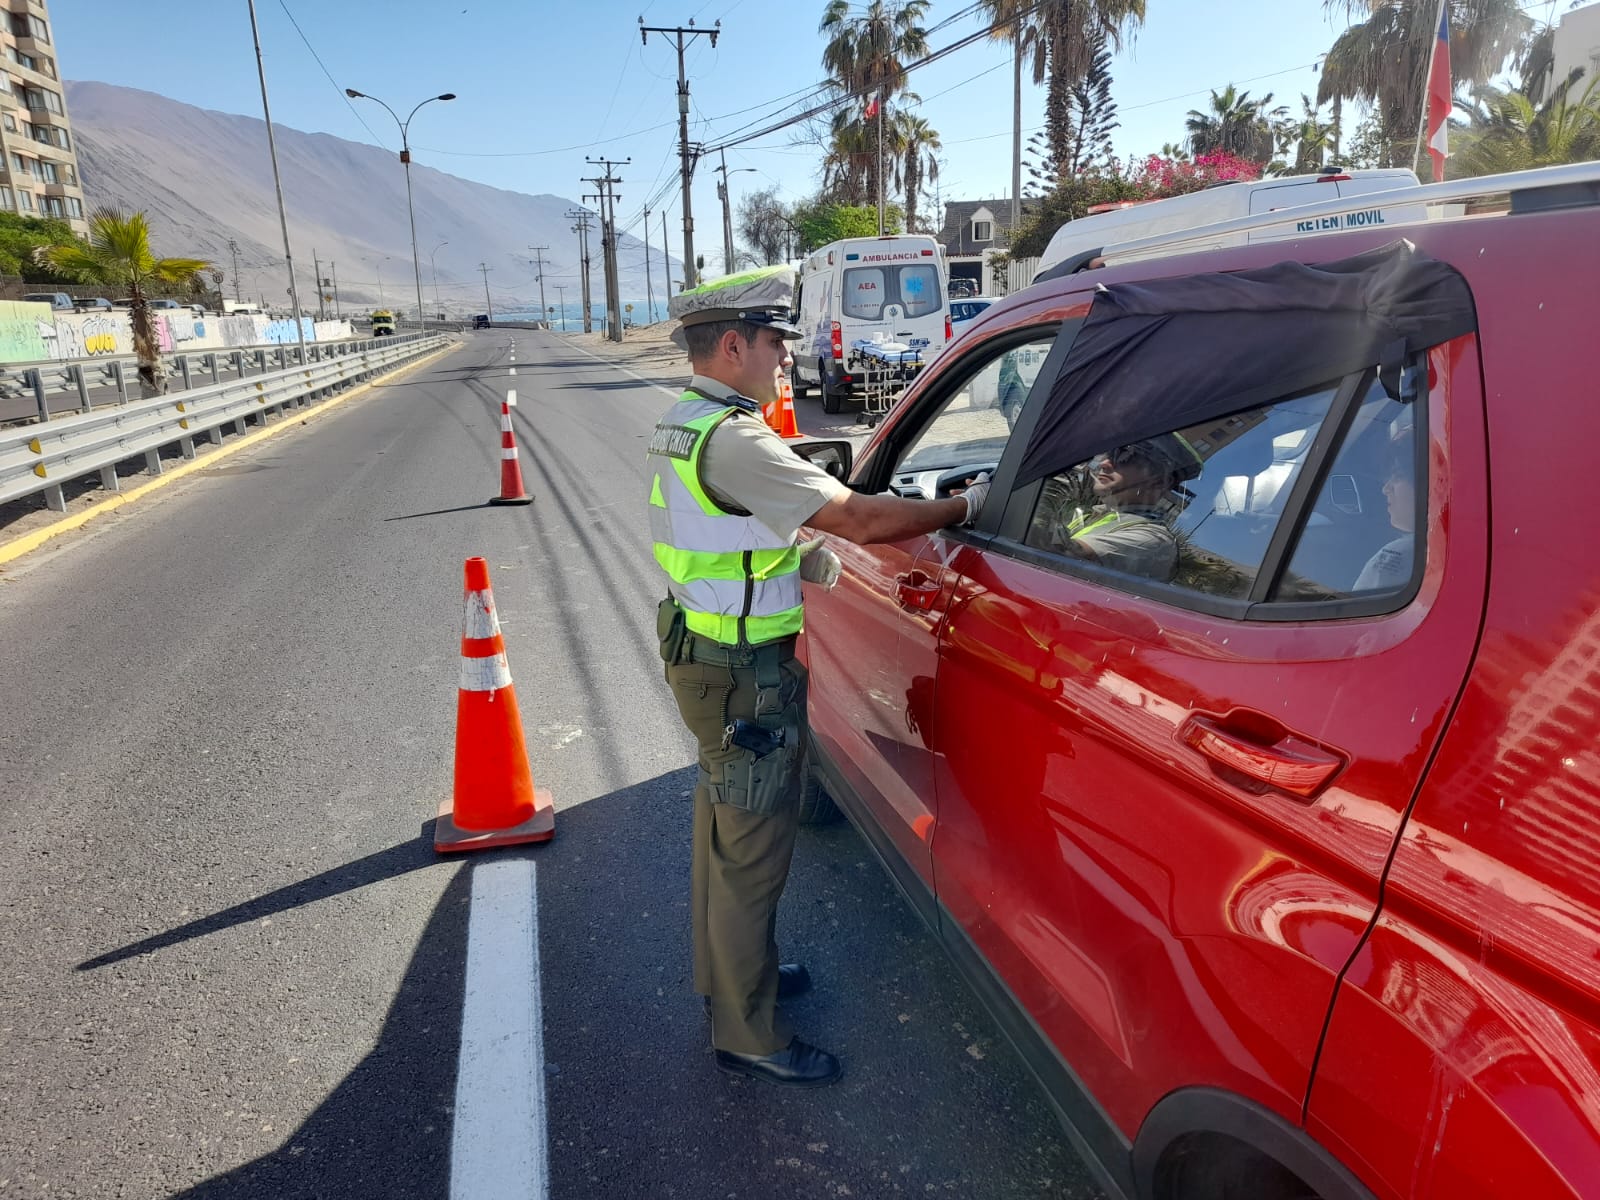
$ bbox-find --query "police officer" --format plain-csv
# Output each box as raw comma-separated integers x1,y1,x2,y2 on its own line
646,266,990,1086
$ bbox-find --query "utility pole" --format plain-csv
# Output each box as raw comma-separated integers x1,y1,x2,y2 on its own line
643,207,654,324
641,17,719,291
566,208,594,334
312,248,326,321
554,284,568,332
527,244,549,329
661,209,671,300
583,156,628,343
716,148,734,277
228,239,243,303
245,0,307,362
477,263,493,321
330,261,341,319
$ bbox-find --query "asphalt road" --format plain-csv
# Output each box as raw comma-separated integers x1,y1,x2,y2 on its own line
0,331,1104,1199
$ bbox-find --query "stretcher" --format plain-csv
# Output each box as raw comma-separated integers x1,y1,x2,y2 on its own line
848,338,926,428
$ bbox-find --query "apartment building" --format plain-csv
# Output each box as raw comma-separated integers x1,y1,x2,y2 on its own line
0,0,86,235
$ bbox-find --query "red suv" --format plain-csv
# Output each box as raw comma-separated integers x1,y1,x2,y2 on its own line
795,165,1600,1200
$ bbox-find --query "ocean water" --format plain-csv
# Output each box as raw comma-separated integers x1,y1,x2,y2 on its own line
492,299,663,327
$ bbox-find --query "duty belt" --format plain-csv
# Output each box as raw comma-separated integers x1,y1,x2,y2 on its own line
684,634,797,670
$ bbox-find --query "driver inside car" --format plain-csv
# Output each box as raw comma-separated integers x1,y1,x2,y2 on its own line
1042,434,1204,582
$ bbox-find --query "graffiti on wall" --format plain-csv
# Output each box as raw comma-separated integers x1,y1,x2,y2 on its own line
0,300,52,361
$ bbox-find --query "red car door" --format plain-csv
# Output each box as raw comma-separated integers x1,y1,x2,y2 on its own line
802,321,1066,906
928,335,1488,1147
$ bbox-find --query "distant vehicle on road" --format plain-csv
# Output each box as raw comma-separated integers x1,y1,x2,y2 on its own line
23,292,74,311
371,309,396,336
75,297,115,313
111,297,185,312
472,314,491,329
221,300,265,316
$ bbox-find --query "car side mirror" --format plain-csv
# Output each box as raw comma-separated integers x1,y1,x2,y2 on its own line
791,439,852,482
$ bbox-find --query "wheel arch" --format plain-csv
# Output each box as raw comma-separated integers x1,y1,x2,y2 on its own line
1133,1088,1374,1200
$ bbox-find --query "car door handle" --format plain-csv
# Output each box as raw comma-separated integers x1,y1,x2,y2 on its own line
1180,714,1345,799
895,570,940,610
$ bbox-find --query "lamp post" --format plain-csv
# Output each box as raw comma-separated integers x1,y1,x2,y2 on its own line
554,284,568,331
429,240,448,320
714,149,758,275
345,87,456,332
366,255,392,308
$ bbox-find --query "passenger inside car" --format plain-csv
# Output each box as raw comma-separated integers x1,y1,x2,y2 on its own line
1352,424,1417,591
1028,434,1204,582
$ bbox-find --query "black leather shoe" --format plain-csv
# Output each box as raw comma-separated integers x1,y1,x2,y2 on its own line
702,963,813,1015
715,1038,843,1087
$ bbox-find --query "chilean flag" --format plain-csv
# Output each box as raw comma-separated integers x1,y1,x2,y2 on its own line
1426,6,1452,182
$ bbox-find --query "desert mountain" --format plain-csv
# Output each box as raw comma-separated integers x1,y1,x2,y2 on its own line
64,80,675,317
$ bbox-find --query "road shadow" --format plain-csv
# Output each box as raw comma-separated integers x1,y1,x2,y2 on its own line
151,767,1101,1199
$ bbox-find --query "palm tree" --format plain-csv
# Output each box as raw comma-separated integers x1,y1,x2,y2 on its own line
819,0,930,223
981,0,1145,205
897,111,941,232
1317,0,1531,169
1185,85,1286,163
1451,68,1600,175
1287,94,1336,171
43,208,211,396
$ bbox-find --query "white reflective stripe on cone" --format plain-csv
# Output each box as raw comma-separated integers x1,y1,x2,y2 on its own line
501,413,514,432
502,448,518,460
460,652,513,693
462,590,501,639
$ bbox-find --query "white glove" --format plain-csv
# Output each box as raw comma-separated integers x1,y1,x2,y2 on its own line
798,536,842,589
960,472,992,525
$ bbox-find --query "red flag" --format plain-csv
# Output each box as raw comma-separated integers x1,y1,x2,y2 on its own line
864,95,879,120
1426,5,1452,182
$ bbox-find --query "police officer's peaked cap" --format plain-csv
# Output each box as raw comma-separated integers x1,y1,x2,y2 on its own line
670,265,802,338
1119,433,1206,484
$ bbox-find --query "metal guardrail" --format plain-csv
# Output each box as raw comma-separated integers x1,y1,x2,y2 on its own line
0,333,450,512
0,332,436,426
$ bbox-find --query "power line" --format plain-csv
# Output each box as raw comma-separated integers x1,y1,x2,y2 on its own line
275,0,389,149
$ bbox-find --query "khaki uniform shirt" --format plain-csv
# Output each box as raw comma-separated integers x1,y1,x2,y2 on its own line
689,374,848,542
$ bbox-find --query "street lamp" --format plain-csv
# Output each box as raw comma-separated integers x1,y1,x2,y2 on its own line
554,284,567,332
365,255,392,308
714,149,758,276
345,87,456,332
429,240,448,320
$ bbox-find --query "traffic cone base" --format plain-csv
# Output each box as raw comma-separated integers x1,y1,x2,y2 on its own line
435,787,555,851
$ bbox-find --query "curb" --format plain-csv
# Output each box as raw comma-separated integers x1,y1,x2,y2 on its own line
0,339,462,569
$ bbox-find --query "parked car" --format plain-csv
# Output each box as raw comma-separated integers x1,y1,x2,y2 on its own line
22,292,74,311
75,297,115,313
109,298,185,311
948,297,995,330
792,162,1600,1200
1035,166,1422,279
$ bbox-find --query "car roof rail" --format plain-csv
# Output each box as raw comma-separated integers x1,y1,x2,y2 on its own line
1096,161,1600,269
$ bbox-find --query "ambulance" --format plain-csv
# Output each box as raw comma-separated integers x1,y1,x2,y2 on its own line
791,234,950,413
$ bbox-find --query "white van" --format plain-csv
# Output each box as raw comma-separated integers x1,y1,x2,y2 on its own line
1035,168,1423,279
791,234,949,413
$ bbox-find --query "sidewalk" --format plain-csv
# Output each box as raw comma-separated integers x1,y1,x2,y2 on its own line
556,323,872,443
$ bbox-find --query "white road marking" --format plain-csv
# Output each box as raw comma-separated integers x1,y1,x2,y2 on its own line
506,388,517,407
451,858,548,1200
509,367,517,376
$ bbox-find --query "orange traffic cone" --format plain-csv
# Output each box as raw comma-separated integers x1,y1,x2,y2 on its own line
435,557,555,852
490,400,533,505
775,375,801,440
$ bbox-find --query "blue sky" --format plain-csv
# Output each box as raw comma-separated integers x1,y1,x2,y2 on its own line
52,0,1413,249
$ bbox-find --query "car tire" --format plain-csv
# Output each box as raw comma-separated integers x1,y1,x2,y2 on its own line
819,360,844,415
790,363,810,398
798,744,840,825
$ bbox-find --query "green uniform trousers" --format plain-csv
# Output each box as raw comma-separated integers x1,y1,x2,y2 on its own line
664,651,807,1056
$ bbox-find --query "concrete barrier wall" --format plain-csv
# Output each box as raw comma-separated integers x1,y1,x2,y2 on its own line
0,302,359,364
